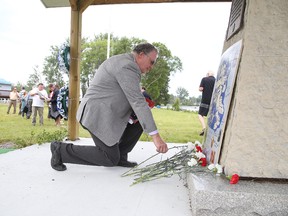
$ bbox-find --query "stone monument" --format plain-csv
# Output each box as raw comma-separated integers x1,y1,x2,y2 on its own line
205,0,288,179
188,0,288,215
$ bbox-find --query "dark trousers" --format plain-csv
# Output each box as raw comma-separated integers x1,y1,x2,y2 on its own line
26,99,33,119
60,122,143,167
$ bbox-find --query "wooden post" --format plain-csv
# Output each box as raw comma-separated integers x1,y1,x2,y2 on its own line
67,7,82,140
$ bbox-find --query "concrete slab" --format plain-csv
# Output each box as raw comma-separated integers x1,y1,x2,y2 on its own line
0,138,192,216
187,172,288,216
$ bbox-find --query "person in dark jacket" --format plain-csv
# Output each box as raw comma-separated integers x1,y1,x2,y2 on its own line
198,71,216,136
47,84,62,126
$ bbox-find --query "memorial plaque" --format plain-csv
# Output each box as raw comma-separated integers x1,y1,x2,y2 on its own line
204,40,243,164
226,0,245,40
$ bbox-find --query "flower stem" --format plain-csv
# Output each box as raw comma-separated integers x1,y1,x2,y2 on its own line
121,146,179,177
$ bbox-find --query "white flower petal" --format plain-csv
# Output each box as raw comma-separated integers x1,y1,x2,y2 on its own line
187,158,198,167
215,164,223,174
208,164,216,170
194,140,203,148
195,152,206,159
186,142,195,152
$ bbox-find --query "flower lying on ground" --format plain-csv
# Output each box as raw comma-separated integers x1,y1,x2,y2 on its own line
121,141,240,186
207,163,239,184
228,174,240,184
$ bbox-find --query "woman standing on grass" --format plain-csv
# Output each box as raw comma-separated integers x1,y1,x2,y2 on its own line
47,84,62,126
20,90,28,117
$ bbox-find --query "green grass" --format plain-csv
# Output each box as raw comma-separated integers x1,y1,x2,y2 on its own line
0,103,204,150
140,108,204,143
0,103,69,149
0,149,15,154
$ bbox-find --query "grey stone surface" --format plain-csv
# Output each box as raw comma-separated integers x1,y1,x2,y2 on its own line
219,0,288,178
187,172,288,216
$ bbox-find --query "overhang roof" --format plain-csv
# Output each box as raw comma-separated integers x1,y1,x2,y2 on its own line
41,0,231,8
0,78,12,85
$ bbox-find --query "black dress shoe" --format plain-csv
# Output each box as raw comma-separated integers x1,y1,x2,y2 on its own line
199,129,205,136
117,160,138,168
50,141,67,171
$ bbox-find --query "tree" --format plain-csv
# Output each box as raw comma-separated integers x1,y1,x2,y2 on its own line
141,42,182,105
176,87,189,104
168,94,176,105
15,81,25,91
197,95,202,104
80,36,182,104
172,98,181,111
111,36,143,55
39,34,182,103
26,66,43,90
42,45,67,88
80,36,108,96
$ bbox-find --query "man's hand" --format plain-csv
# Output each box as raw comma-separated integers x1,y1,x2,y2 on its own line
151,133,168,153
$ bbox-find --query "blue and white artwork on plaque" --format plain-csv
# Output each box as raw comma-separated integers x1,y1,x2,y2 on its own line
204,40,243,164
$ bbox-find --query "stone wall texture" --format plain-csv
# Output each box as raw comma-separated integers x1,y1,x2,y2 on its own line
220,0,288,178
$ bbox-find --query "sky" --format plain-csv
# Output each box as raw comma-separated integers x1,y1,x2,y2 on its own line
0,0,231,97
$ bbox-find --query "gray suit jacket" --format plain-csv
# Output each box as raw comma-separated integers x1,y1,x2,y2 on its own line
77,53,157,146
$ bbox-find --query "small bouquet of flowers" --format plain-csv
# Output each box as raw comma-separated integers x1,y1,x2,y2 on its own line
121,141,239,186
129,97,155,124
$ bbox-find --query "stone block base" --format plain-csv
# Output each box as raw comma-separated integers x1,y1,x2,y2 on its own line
187,173,288,216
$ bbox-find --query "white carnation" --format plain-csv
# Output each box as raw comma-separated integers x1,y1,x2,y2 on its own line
187,158,198,167
186,142,195,152
195,152,206,159
215,164,223,174
194,140,203,148
207,164,216,171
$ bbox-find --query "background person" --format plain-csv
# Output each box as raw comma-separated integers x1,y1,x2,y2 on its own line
198,71,216,136
130,86,155,124
30,83,48,126
141,86,152,100
24,92,33,119
18,87,26,115
47,88,53,120
47,83,63,126
20,90,27,117
50,43,168,171
7,87,19,114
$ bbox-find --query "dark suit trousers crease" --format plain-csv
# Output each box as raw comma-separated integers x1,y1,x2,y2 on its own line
118,121,143,161
60,122,143,166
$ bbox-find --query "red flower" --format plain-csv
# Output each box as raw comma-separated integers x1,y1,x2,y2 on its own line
200,158,207,167
229,174,239,184
145,98,155,108
196,146,202,152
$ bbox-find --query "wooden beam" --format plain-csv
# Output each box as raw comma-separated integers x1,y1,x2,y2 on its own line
89,0,231,4
67,7,82,140
67,0,93,140
69,0,78,10
42,0,231,8
79,0,95,13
